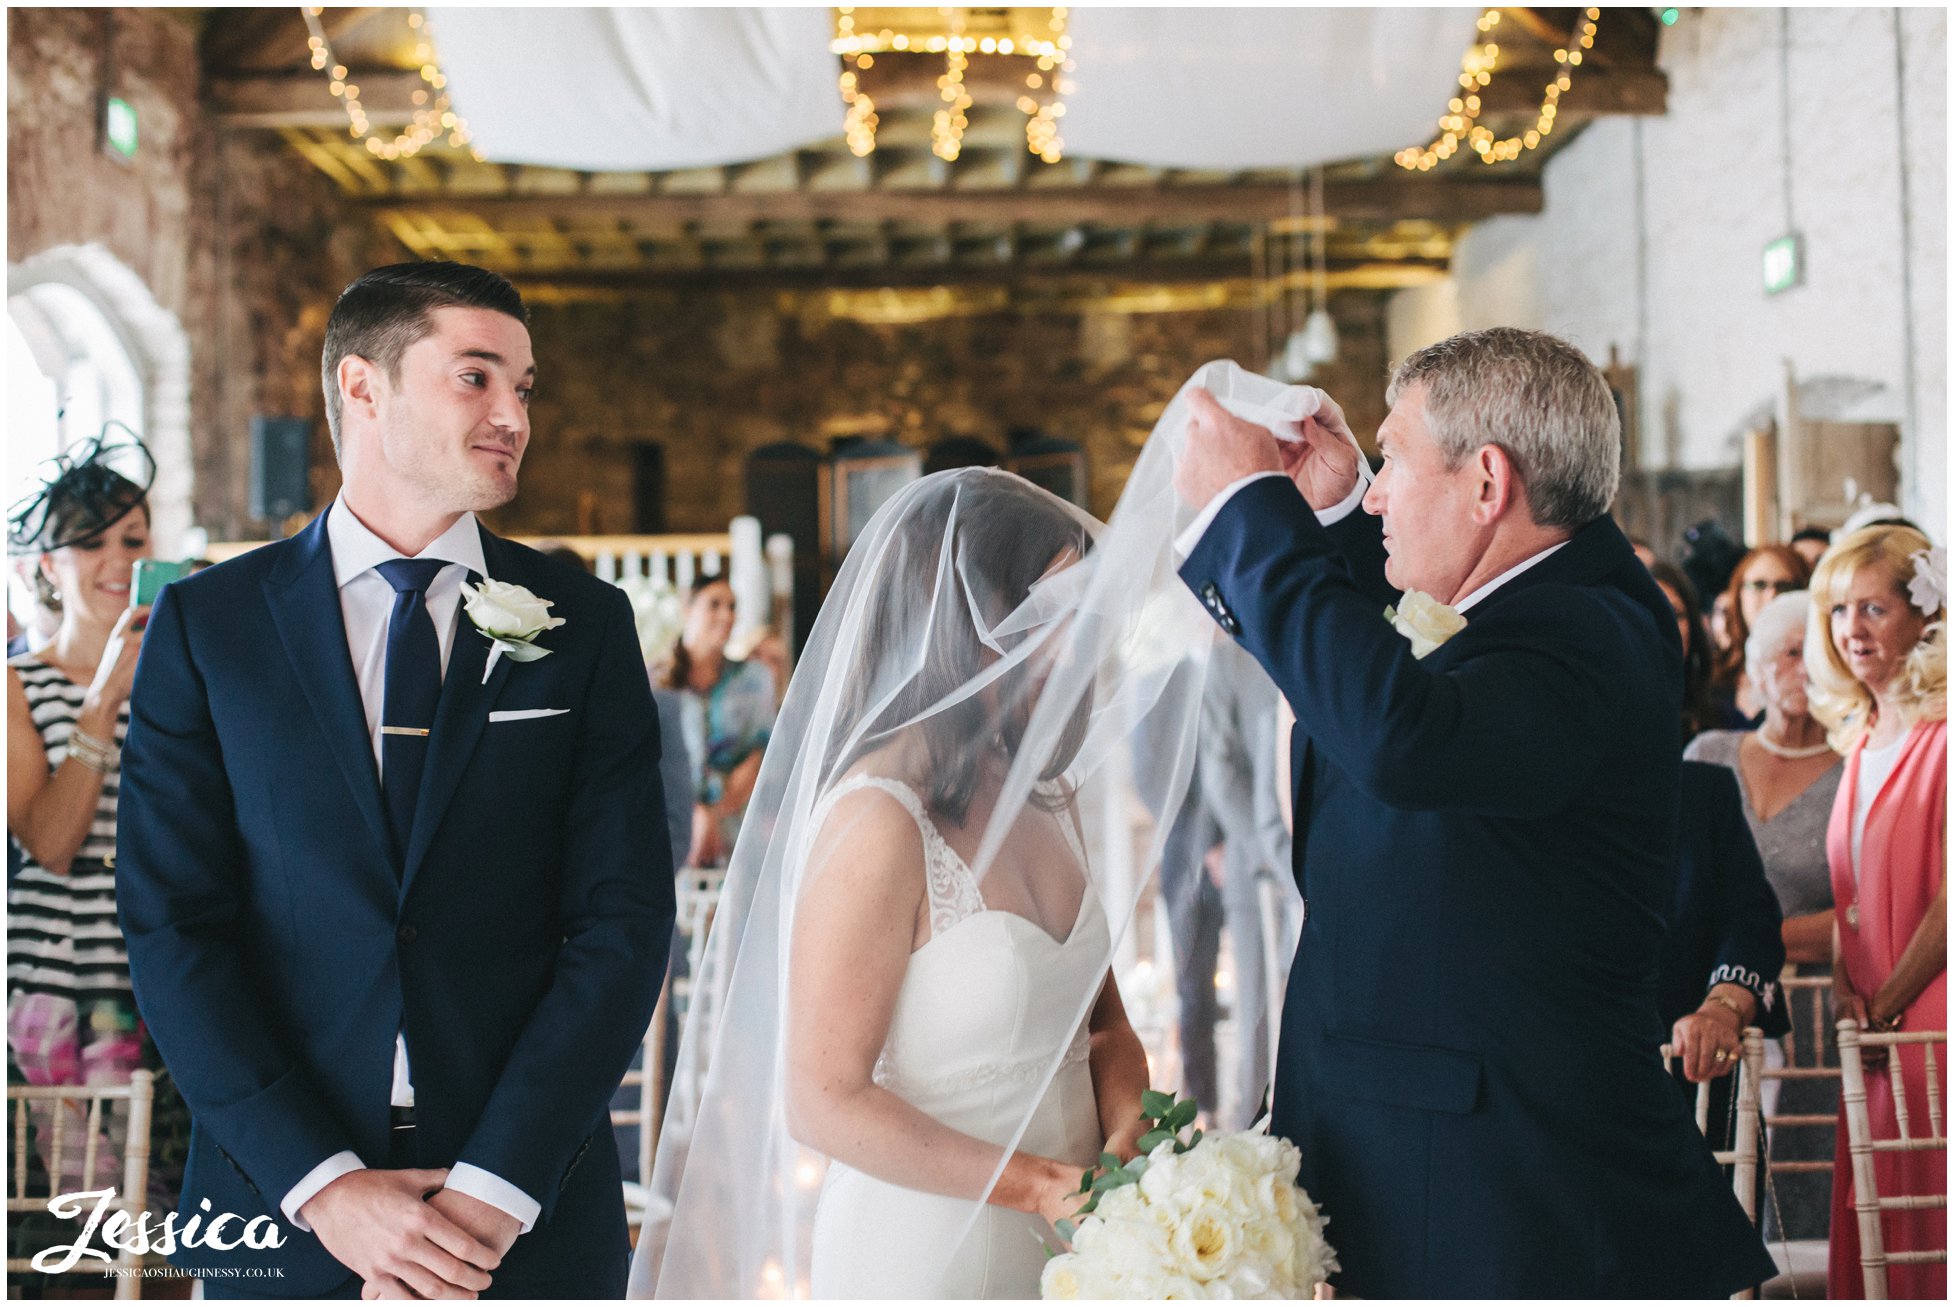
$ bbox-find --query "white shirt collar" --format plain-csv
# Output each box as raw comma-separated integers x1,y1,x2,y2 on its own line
326,493,486,590
1452,540,1570,614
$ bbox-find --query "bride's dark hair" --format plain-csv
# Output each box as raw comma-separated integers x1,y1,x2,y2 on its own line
830,470,1095,827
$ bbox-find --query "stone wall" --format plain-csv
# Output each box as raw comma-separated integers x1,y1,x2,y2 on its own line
8,8,406,542
1387,7,1947,537
503,288,1390,537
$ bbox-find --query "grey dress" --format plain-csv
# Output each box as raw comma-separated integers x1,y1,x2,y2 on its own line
1682,729,1843,1242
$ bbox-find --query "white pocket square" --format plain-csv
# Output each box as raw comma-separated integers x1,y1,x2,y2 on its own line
488,708,572,722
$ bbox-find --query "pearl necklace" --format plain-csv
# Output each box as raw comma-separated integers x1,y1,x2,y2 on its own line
1751,729,1833,760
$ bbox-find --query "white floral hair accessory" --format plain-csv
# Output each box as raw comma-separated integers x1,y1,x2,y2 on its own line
1907,546,1945,618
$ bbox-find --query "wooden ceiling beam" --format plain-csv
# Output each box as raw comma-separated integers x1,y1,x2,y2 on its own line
364,175,1542,226
497,255,1449,296
210,69,422,129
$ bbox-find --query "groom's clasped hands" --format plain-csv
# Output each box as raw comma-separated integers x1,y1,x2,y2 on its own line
1174,385,1364,514
300,1167,515,1300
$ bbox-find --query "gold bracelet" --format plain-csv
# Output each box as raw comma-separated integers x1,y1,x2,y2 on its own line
1704,992,1747,1025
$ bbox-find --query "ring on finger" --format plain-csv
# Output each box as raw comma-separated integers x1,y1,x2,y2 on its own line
1713,1048,1730,1062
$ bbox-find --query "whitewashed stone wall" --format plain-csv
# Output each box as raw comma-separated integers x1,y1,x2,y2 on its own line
1388,7,1945,536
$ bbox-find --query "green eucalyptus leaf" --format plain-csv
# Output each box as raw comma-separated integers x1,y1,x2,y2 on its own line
1137,1128,1174,1153
1099,1152,1120,1172
1077,1169,1094,1194
1164,1099,1199,1131
1055,1220,1076,1244
1126,1156,1150,1178
1140,1089,1175,1118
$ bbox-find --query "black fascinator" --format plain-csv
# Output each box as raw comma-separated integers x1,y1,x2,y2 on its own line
8,423,156,556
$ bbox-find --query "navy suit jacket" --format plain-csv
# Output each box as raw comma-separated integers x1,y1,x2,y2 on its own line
1181,478,1775,1297
117,508,676,1296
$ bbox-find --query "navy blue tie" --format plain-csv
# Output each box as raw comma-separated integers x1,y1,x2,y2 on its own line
376,558,447,870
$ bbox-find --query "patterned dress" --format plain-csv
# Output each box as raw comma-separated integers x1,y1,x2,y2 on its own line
6,652,187,1207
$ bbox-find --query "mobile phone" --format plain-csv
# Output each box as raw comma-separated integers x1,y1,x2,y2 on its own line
131,559,189,608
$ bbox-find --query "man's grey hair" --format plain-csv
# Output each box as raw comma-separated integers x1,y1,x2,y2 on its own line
1385,327,1621,530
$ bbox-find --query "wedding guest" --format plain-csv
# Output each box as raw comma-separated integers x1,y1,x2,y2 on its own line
659,575,775,867
1685,590,1843,1239
1650,561,1731,740
1688,592,1843,960
1789,526,1831,571
1713,546,1811,722
1807,524,1947,1300
5,435,187,1208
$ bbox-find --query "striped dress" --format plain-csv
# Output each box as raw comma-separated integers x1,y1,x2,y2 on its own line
7,652,188,1227
7,652,133,1025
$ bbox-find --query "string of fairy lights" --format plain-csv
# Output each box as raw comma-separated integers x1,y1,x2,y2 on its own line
301,7,1590,176
832,6,1073,164
1395,7,1601,170
300,6,477,161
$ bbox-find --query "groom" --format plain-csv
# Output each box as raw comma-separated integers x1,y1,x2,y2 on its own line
1175,328,1775,1296
118,262,675,1297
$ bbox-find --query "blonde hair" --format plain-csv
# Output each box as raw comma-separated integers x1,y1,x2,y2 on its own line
1804,524,1946,751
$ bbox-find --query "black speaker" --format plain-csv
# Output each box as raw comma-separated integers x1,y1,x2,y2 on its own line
249,416,313,525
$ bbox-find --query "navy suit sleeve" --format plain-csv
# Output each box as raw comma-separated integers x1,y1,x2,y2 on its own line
1702,769,1790,1037
454,585,677,1218
1181,476,1620,817
117,583,357,1203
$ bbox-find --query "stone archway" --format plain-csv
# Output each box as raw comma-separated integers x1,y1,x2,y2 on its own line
8,244,194,552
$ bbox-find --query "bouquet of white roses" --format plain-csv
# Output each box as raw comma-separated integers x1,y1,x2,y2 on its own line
1041,1091,1337,1300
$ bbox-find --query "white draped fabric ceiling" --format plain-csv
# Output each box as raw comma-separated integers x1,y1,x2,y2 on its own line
428,6,1485,173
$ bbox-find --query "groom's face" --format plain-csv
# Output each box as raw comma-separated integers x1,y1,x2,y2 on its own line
367,306,535,514
1364,383,1483,601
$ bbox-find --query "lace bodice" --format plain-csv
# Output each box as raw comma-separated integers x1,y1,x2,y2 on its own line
809,773,1107,1109
817,775,991,939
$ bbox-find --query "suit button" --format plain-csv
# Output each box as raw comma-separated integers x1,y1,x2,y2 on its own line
397,924,418,944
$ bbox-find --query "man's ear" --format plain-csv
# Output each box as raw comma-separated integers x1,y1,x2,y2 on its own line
1472,444,1518,526
337,354,383,428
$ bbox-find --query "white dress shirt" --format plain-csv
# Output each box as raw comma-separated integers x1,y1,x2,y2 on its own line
279,495,540,1235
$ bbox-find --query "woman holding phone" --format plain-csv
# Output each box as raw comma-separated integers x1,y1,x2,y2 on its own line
5,431,186,1207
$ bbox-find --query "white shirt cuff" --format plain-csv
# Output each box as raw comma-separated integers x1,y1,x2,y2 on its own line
1312,469,1370,527
445,1164,541,1234
282,1151,367,1232
1174,466,1371,557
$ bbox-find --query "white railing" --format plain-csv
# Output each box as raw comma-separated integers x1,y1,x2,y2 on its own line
205,517,794,652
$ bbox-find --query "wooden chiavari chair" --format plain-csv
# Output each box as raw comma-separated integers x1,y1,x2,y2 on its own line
1836,1019,1947,1299
7,1070,154,1299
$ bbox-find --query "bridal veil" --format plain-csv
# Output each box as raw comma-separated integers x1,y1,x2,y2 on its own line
630,362,1327,1298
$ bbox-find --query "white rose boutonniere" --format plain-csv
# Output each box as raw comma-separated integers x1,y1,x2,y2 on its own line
462,578,567,683
1383,590,1466,659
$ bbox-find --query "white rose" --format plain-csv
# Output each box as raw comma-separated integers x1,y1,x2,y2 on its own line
462,578,565,641
1168,1201,1243,1282
1385,589,1466,658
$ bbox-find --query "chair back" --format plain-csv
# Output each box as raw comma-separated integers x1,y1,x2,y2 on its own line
1663,1027,1766,1300
6,1070,154,1300
618,866,729,1230
1836,1019,1948,1299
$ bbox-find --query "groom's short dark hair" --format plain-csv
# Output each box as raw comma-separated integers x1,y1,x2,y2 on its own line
321,261,528,459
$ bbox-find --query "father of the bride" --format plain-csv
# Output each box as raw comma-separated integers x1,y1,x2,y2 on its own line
118,262,675,1297
1175,328,1775,1296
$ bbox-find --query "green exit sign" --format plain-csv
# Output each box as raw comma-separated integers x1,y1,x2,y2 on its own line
1763,233,1803,295
104,96,138,160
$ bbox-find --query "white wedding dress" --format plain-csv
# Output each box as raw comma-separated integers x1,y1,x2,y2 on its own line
808,775,1110,1299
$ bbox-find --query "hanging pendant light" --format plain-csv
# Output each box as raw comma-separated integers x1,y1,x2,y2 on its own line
1301,166,1339,367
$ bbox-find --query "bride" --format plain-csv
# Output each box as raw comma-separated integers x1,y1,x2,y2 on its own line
791,472,1150,1297
634,369,1295,1299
